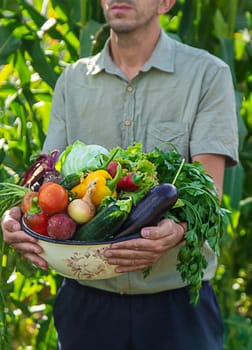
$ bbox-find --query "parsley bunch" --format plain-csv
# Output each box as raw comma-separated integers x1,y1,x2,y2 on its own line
147,145,228,305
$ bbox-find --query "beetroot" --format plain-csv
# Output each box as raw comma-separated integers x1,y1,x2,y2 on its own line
47,213,77,240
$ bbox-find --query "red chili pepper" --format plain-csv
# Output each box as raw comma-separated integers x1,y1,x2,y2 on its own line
23,194,49,235
117,172,143,192
21,191,39,214
23,211,49,236
107,161,119,178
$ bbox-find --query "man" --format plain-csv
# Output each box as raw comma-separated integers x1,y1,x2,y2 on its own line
1,0,238,349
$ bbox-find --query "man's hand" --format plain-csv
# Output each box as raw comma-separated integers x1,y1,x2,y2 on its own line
1,207,48,270
104,219,186,273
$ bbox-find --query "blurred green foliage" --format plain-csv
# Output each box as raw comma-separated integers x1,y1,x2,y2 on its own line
0,0,252,349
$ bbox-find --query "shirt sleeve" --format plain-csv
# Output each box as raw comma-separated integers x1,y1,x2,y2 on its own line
190,64,239,167
42,70,68,153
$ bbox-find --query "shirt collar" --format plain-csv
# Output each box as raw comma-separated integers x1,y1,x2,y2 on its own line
141,30,175,73
87,29,175,76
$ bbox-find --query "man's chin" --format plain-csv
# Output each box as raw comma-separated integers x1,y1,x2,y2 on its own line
109,22,137,34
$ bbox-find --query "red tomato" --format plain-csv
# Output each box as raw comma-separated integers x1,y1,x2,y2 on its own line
23,211,49,236
21,192,39,214
38,182,69,215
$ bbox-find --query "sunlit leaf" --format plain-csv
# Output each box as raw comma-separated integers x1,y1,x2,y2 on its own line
0,27,20,64
80,19,103,57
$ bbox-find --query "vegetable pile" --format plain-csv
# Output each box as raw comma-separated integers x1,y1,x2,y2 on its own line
0,140,228,305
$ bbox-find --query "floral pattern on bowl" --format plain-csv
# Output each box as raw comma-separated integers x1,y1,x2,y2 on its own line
63,247,114,279
21,218,139,280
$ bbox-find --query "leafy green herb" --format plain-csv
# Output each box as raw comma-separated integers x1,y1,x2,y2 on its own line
108,144,159,205
147,145,228,305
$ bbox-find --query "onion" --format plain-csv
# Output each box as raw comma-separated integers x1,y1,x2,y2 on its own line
67,182,96,224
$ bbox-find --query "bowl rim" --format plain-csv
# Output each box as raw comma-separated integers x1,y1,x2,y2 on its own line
21,217,140,245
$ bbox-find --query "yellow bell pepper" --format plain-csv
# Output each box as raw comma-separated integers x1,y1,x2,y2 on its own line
84,170,113,206
72,165,122,207
71,178,87,198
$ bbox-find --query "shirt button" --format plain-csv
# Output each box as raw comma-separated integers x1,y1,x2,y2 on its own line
124,119,132,126
127,85,133,92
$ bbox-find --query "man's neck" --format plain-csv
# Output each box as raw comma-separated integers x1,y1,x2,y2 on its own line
109,25,161,80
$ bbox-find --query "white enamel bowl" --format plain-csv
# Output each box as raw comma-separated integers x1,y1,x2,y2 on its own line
21,219,138,280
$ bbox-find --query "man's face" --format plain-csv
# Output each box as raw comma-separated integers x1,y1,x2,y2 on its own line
101,0,165,33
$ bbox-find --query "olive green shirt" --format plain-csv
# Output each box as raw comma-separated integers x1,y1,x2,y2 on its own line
43,30,238,294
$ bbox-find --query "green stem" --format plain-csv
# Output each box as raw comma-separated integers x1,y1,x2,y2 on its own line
101,147,120,169
228,0,238,38
0,233,8,346
180,198,202,229
27,197,41,215
179,184,219,206
80,0,88,26
107,163,122,191
0,235,5,294
95,0,103,21
172,158,185,185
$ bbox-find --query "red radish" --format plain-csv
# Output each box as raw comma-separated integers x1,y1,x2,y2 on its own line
47,213,77,240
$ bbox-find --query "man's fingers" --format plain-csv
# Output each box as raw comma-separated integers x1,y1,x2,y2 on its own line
141,219,173,239
1,207,48,270
109,237,158,252
8,206,22,221
105,247,155,260
3,230,37,244
11,241,43,255
3,218,21,232
1,207,22,232
23,253,48,270
11,242,48,270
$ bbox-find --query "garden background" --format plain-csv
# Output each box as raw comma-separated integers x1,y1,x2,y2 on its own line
0,0,252,349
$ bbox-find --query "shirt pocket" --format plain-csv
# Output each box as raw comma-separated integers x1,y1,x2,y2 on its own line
145,121,190,161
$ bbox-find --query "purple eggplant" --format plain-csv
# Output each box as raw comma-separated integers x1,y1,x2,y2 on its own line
114,183,178,238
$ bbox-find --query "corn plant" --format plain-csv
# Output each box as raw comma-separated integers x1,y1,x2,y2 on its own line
0,0,252,349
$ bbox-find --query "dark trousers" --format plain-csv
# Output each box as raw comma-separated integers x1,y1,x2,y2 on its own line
54,279,224,350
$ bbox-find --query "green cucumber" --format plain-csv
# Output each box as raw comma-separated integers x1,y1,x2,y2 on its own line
74,198,132,242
